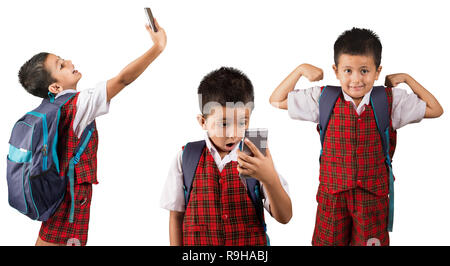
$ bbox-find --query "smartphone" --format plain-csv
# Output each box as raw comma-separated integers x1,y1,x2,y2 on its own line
239,128,268,180
144,7,158,32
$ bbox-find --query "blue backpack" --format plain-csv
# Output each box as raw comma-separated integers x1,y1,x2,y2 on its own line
182,140,270,245
6,93,95,223
318,85,396,231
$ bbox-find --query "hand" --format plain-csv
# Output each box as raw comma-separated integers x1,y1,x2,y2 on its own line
237,138,278,185
299,63,323,82
385,73,409,87
146,18,167,51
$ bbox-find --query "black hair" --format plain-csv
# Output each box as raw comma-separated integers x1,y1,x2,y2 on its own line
334,27,382,68
18,52,55,98
197,67,254,115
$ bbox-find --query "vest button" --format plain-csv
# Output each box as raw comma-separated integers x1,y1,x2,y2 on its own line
219,178,224,184
222,214,228,221
357,180,362,187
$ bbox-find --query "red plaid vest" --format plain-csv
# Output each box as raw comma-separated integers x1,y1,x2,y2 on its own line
58,93,99,184
182,147,267,246
319,87,396,196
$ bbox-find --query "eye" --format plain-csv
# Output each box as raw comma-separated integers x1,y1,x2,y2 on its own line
344,69,351,74
361,69,369,74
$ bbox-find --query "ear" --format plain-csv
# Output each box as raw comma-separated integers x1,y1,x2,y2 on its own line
332,64,338,78
374,65,382,80
196,114,207,130
48,83,63,94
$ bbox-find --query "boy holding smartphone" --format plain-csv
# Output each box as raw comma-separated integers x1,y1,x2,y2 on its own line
18,17,167,246
160,67,292,246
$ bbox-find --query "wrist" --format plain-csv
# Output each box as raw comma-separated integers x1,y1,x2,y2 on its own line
260,170,280,189
297,63,306,74
403,73,413,85
152,42,165,54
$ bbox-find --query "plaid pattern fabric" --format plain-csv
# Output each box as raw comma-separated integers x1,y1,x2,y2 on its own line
39,182,93,246
58,93,99,184
312,185,389,246
182,147,266,246
319,87,395,196
38,93,99,245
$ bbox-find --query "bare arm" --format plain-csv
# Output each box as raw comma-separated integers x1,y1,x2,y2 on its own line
169,211,184,246
237,139,292,224
269,63,323,110
107,20,167,101
385,73,444,118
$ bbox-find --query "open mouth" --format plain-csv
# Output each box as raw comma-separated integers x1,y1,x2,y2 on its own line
226,143,234,148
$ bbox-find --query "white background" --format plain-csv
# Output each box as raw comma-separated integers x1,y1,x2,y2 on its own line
1,0,449,246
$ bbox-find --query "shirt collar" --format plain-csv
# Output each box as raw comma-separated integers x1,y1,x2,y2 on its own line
55,89,77,99
341,87,373,114
203,132,241,163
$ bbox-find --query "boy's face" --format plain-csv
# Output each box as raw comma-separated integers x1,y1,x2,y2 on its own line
44,53,82,93
197,106,251,157
333,54,382,103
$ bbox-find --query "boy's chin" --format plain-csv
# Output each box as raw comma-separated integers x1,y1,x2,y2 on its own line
343,88,368,99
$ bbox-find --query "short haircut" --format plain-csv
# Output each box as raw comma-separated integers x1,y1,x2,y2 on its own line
334,27,382,68
197,67,254,115
18,52,55,98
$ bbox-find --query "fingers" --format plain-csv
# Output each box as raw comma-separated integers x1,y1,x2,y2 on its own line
145,24,152,32
154,18,161,29
237,158,255,172
243,138,263,158
237,165,254,177
237,149,257,163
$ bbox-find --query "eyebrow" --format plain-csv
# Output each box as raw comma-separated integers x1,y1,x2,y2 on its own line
343,65,369,69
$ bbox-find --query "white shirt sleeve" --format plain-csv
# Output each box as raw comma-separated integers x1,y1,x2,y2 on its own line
391,87,427,130
73,81,110,138
261,171,290,214
160,150,186,212
287,86,322,123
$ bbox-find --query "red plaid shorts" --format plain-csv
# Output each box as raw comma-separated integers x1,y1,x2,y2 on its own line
312,185,389,246
39,182,93,246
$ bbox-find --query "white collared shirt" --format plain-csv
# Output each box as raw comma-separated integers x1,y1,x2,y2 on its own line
55,81,110,138
160,133,290,213
287,86,426,130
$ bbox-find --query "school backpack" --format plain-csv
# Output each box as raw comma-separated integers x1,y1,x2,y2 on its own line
6,92,95,223
318,85,396,231
182,140,270,244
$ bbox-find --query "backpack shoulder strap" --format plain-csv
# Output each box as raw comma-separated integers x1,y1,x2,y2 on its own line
318,85,341,147
245,177,264,223
181,140,206,208
370,86,390,157
370,86,396,232
52,92,77,106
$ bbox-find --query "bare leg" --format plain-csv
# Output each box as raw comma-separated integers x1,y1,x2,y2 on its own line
35,236,63,246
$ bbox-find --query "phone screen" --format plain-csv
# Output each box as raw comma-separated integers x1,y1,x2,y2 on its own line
242,128,268,156
240,128,268,180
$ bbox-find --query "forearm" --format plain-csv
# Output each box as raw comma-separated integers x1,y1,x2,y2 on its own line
169,211,184,246
107,44,163,101
262,175,292,224
404,74,444,118
269,65,304,109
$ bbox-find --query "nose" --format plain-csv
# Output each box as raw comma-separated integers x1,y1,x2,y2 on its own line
225,123,245,138
350,72,363,83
